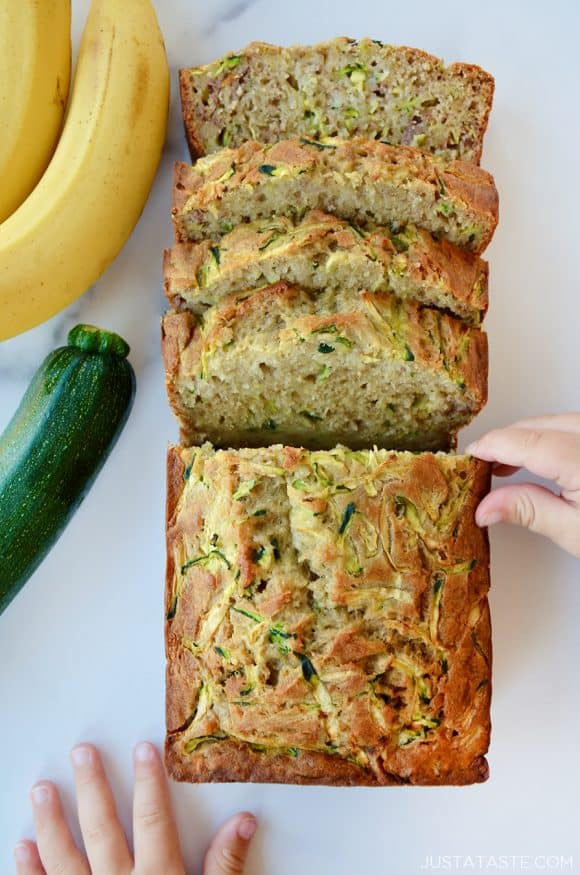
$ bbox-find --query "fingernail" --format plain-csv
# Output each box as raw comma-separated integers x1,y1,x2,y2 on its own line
14,842,31,862
478,510,502,527
31,784,50,805
238,815,257,841
135,741,156,763
71,745,92,767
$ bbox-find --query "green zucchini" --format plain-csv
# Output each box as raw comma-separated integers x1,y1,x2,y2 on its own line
0,324,136,614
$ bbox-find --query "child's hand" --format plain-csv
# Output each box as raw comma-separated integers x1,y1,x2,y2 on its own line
14,742,256,875
467,413,580,557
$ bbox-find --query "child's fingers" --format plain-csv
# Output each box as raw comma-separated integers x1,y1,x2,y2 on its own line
14,840,45,875
30,781,89,875
468,414,580,476
70,744,132,875
476,482,580,557
203,812,257,875
512,413,580,435
132,742,184,875
466,428,580,492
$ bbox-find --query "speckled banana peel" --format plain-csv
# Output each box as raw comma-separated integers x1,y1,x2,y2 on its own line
0,0,170,341
0,0,71,223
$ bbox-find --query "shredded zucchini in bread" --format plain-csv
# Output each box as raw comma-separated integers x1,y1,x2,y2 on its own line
180,38,494,164
165,443,492,785
172,138,498,254
165,210,488,325
162,284,487,452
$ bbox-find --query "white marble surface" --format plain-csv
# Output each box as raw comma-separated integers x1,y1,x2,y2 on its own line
1,1,580,872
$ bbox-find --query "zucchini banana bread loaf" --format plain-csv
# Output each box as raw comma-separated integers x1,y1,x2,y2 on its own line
179,38,494,164
172,138,499,254
161,284,488,452
165,210,488,325
165,443,492,786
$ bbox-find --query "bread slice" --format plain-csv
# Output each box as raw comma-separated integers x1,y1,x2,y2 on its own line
161,283,488,452
165,210,488,325
179,38,494,164
165,442,492,786
172,138,498,254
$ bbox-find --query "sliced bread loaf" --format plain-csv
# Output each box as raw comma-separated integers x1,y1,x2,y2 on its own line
162,283,487,452
179,38,494,164
172,138,498,254
165,210,488,325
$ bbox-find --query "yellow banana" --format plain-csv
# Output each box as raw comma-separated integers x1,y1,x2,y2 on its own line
0,0,170,341
0,0,71,223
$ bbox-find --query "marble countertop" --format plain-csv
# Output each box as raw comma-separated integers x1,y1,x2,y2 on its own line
2,1,580,872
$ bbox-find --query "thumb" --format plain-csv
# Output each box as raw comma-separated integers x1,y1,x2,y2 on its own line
476,482,580,557
204,812,257,875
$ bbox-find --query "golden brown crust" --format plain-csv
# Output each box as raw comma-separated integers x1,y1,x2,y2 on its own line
160,311,196,432
166,737,380,785
459,326,488,408
171,138,498,253
164,445,492,786
166,737,489,786
442,162,500,225
166,444,186,526
179,68,205,159
165,448,191,733
163,210,489,325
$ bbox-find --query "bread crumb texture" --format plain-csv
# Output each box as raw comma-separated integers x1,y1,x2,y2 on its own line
180,38,494,164
171,137,498,254
165,444,491,785
161,286,488,452
164,210,488,325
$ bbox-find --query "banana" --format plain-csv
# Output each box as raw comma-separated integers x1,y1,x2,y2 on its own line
0,0,71,224
0,0,170,341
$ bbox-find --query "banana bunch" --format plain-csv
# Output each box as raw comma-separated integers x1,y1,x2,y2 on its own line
0,0,170,341
0,1,71,224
